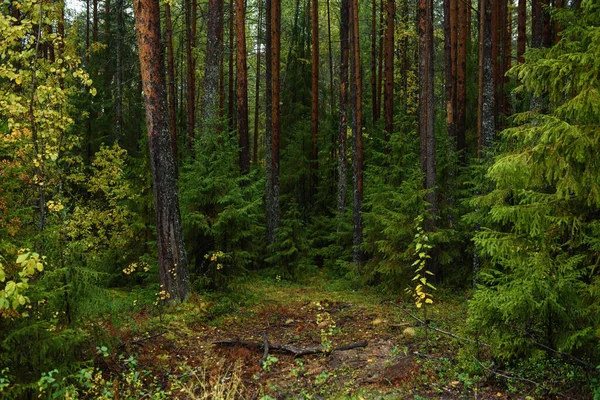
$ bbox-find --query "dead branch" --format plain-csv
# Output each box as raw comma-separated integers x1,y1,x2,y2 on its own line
118,331,167,349
260,332,269,366
389,302,489,347
213,339,368,357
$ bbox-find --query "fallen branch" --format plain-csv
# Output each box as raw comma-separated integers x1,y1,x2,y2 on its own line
118,331,167,349
260,332,269,366
213,339,368,357
505,323,596,371
389,302,489,347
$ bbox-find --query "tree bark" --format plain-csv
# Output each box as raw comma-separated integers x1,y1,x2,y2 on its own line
383,0,394,139
337,0,350,215
350,0,363,265
236,0,250,174
185,0,197,147
203,0,224,137
133,0,190,303
254,0,263,165
477,0,495,156
517,0,526,63
165,2,178,166
455,0,467,161
444,0,457,140
229,0,236,133
268,0,281,245
311,0,319,199
419,0,437,273
327,0,335,116
371,0,378,122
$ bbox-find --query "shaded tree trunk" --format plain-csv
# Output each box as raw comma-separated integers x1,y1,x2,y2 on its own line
337,0,350,215
254,0,263,165
236,0,250,174
383,0,394,139
203,0,224,136
371,0,378,122
455,0,467,161
165,2,178,166
418,0,437,272
311,0,319,199
229,0,235,133
267,0,281,246
350,0,363,265
133,0,189,303
517,0,526,63
477,0,495,156
185,0,196,146
327,0,335,116
444,0,457,140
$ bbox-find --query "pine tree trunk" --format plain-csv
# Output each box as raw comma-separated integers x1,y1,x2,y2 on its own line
337,0,350,215
185,0,196,147
311,0,319,199
93,0,98,41
165,2,178,167
327,0,335,116
456,0,467,161
133,0,190,303
236,0,250,174
269,0,281,245
383,0,394,139
350,0,363,265
517,0,526,62
203,0,224,136
228,0,236,133
477,0,495,156
377,0,384,120
444,0,457,140
371,0,378,122
254,0,263,165
419,0,438,275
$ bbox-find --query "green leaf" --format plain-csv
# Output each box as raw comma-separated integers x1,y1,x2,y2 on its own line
16,253,28,264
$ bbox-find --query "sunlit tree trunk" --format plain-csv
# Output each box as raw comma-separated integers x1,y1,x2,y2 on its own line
133,0,190,303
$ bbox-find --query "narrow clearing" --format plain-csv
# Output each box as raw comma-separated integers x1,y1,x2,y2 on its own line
102,278,535,399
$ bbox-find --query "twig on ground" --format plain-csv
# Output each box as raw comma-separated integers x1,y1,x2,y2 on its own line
213,339,368,357
389,302,489,347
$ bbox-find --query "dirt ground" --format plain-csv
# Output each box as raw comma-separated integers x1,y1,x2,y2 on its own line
99,278,559,399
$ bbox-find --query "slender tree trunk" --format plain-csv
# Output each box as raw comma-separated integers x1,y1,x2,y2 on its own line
254,0,263,165
236,0,250,173
93,0,98,41
165,2,178,166
185,0,196,146
337,0,350,215
133,0,189,303
229,0,235,133
371,0,378,122
477,0,495,156
311,0,319,199
419,0,437,274
455,0,467,161
383,0,394,139
327,0,335,116
219,25,226,133
553,0,564,44
501,0,511,116
203,0,224,137
377,0,384,120
444,0,457,140
350,0,363,265
517,0,526,63
268,0,281,245
265,0,275,244
115,0,123,139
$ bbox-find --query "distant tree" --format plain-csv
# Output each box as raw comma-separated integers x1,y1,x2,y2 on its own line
236,0,250,174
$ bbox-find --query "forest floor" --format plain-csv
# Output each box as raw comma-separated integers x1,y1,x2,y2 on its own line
94,273,588,399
